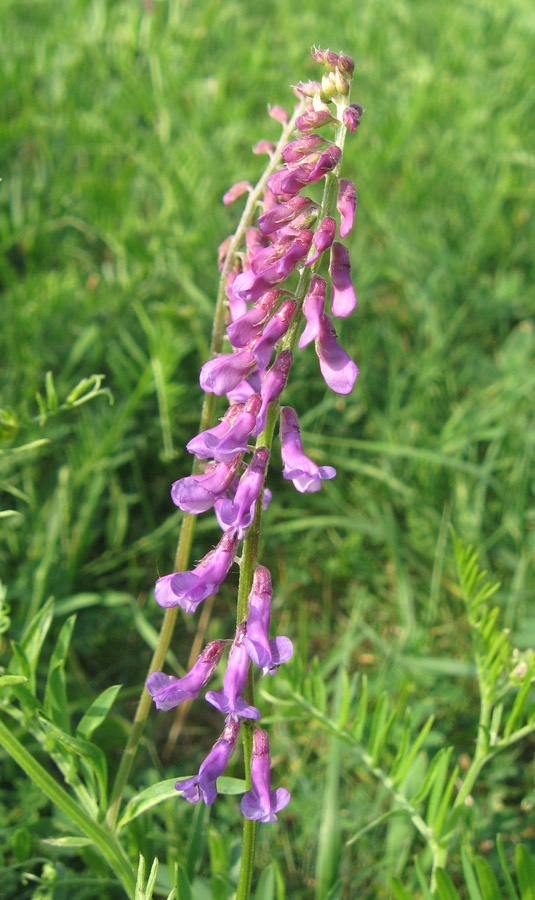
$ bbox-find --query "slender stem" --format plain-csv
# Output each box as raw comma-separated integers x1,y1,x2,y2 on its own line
106,104,306,832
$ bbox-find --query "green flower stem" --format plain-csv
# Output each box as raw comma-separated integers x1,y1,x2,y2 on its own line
106,103,306,833
236,91,353,900
0,715,135,898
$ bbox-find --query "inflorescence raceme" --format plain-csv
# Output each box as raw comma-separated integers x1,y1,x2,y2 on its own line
148,46,363,823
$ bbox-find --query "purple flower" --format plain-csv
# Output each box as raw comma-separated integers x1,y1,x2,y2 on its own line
218,448,269,538
312,46,340,70
280,407,336,492
296,108,339,132
200,348,257,396
267,147,340,195
298,276,325,349
337,179,357,239
205,623,261,721
232,234,312,303
315,313,359,395
171,455,242,514
226,368,266,404
305,216,336,266
155,528,239,613
250,299,295,369
329,242,356,318
254,349,293,436
187,403,244,460
342,103,363,134
147,640,227,710
240,729,291,823
294,80,322,98
244,566,293,675
281,134,327,164
227,290,282,348
257,196,313,235
223,181,251,206
175,720,240,806
191,394,262,463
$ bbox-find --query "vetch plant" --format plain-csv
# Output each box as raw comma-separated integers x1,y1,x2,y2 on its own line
138,46,363,895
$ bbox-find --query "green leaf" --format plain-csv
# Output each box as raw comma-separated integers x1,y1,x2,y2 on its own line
392,714,435,786
473,855,502,900
117,778,179,830
176,863,192,900
435,869,462,900
16,598,54,690
255,864,275,900
496,835,520,900
76,684,121,740
461,846,483,900
390,879,415,900
515,845,535,900
425,747,453,824
41,836,93,848
39,718,108,810
44,615,76,733
45,370,58,411
352,674,368,742
0,674,28,686
186,801,207,883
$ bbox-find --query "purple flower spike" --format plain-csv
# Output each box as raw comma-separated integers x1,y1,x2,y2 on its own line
305,216,336,266
337,179,357,239
281,133,327,164
175,719,240,806
227,290,282,348
250,299,295,369
244,566,293,675
187,403,244,460
241,729,291,823
315,313,359,395
200,347,257,396
254,349,293,436
295,108,339,132
204,394,263,462
298,276,326,348
155,528,239,613
171,454,242,514
205,623,261,722
147,640,227,711
218,448,269,538
223,181,251,206
280,406,336,493
329,242,356,318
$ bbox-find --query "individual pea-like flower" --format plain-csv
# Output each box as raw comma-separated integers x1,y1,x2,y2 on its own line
254,349,292,436
329,241,356,318
175,719,240,806
268,104,289,125
257,195,313,235
240,729,291,823
147,640,227,711
155,528,239,613
186,403,244,460
192,394,262,463
295,108,339,132
253,139,276,156
281,133,327,164
342,102,363,134
312,46,341,70
315,312,359,395
223,181,251,206
205,623,261,722
227,290,282,348
244,566,293,676
231,233,312,303
336,179,357,239
280,406,336,493
170,454,242,515
218,448,270,538
200,347,257,396
249,298,295,369
305,216,336,266
298,276,325,349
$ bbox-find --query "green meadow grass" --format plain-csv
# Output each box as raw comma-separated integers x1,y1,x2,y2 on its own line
1,0,534,897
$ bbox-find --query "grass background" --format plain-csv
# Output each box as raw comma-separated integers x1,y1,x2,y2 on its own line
1,0,534,897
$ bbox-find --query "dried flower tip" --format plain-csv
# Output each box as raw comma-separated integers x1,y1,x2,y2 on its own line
223,181,252,206
268,104,289,125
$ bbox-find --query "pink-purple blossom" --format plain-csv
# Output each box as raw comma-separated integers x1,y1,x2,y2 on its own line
305,216,336,266
170,455,242,515
280,406,336,493
218,448,269,538
315,312,359,395
205,623,261,722
223,181,251,206
329,241,356,318
240,729,291,823
298,276,326,349
244,566,293,676
337,179,357,238
154,528,239,614
147,640,227,710
200,347,257,396
175,719,240,806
